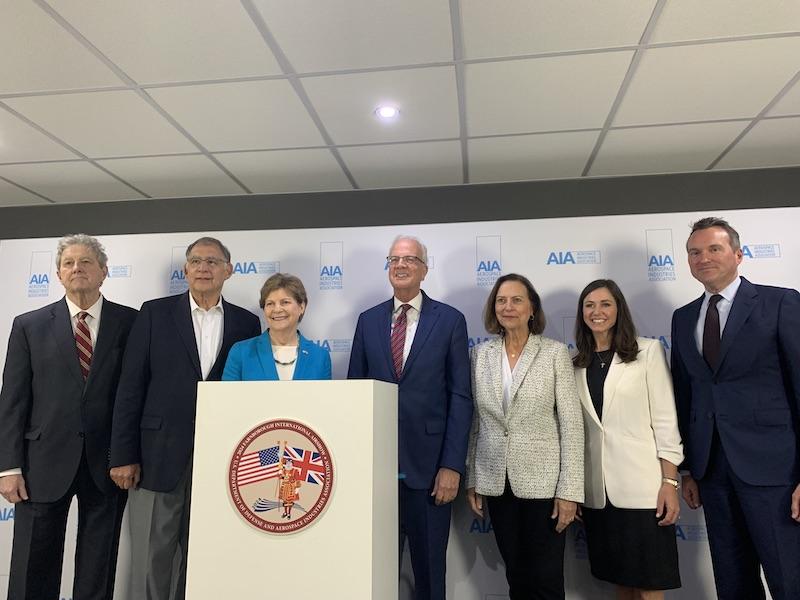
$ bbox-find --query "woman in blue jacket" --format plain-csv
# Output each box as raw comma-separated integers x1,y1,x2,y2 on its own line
223,273,331,381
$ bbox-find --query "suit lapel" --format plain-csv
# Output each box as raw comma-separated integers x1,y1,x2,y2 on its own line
402,293,438,380
173,292,202,379
255,332,279,380
294,334,314,380
681,295,708,372
51,299,85,387
575,366,602,427
717,278,758,373
489,340,505,413
378,300,395,379
509,334,540,403
600,354,626,417
86,300,119,389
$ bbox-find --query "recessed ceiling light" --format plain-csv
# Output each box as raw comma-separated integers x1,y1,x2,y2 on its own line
375,105,399,120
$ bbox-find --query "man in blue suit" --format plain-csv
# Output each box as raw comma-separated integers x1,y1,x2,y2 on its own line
108,236,260,600
348,235,472,600
671,217,800,600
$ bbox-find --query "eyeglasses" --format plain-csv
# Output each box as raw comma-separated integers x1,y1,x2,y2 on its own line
187,256,228,269
387,255,425,266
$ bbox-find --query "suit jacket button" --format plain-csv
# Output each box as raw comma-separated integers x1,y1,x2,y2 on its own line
78,432,85,438
706,412,713,419
504,430,509,437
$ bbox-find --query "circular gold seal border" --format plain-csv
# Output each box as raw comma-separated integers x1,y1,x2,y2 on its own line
228,419,334,534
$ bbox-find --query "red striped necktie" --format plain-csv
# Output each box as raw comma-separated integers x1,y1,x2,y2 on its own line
75,311,92,380
391,304,411,379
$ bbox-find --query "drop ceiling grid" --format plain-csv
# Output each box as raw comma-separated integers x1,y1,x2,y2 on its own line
0,1,798,206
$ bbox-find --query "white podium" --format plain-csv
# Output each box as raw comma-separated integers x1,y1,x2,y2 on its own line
186,380,398,600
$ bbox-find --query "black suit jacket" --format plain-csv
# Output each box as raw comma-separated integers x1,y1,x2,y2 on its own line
0,297,137,502
109,292,260,492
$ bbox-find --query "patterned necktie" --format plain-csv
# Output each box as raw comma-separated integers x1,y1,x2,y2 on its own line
702,294,722,371
391,304,412,379
75,311,92,380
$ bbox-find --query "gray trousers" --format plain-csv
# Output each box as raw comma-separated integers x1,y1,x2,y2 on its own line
126,465,192,600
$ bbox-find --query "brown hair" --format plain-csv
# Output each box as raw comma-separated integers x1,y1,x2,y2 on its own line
483,273,546,336
572,279,638,368
688,217,741,251
259,273,308,321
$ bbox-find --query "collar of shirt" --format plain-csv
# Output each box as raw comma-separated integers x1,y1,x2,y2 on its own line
189,292,224,315
702,275,741,308
65,294,103,321
694,276,741,352
393,292,423,315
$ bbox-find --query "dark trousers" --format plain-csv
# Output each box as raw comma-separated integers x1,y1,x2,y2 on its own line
487,482,566,600
697,435,800,600
8,451,127,600
399,482,453,600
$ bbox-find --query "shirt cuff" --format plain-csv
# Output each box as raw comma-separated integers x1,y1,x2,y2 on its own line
0,468,22,477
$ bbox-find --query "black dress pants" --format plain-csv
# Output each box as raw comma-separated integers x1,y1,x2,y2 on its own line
487,481,566,600
8,451,127,600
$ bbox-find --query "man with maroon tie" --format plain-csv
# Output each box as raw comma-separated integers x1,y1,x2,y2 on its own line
0,234,137,600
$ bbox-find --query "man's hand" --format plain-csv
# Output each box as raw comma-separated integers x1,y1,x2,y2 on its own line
791,483,800,522
431,467,460,506
466,487,484,518
109,464,141,490
551,498,577,533
0,474,29,504
682,474,702,509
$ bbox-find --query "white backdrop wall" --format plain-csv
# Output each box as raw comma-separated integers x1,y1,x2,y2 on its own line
0,206,796,600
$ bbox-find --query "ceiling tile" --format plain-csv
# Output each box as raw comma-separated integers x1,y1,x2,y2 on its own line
0,107,77,162
590,122,746,176
5,90,196,157
0,177,50,206
149,80,324,151
768,78,800,116
253,0,453,72
651,0,800,43
716,117,800,170
466,52,633,136
97,155,243,199
214,149,351,194
303,67,459,144
0,162,142,203
469,131,599,183
461,0,656,59
47,0,281,84
340,141,462,188
0,2,121,93
614,38,800,126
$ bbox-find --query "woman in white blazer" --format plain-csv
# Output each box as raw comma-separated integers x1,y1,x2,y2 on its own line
573,279,684,599
466,273,583,600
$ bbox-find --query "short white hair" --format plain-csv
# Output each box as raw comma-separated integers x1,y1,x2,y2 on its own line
389,235,428,265
56,234,108,269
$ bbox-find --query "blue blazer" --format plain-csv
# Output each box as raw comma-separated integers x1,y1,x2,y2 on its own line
109,292,261,492
347,291,472,490
222,331,331,381
671,277,800,485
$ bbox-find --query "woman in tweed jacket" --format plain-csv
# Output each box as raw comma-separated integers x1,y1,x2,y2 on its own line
466,273,584,600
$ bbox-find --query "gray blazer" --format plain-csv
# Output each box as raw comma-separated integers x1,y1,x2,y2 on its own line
466,334,584,502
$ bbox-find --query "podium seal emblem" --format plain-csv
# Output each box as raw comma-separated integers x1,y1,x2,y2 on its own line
229,419,334,534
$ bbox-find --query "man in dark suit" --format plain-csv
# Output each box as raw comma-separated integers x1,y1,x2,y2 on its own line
108,236,260,600
671,217,800,600
348,235,472,600
0,234,137,600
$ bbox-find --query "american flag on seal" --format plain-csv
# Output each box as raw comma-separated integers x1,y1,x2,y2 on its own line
236,445,281,486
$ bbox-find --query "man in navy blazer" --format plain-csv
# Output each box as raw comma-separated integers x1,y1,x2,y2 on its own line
671,217,800,600
348,235,472,600
109,237,260,600
0,234,137,600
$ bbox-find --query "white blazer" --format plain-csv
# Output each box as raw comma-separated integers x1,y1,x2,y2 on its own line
575,337,683,509
467,335,584,502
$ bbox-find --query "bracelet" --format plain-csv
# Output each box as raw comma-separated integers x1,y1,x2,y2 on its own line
662,477,679,489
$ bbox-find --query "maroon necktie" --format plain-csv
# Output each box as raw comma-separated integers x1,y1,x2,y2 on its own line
702,294,722,370
75,311,92,380
391,304,411,379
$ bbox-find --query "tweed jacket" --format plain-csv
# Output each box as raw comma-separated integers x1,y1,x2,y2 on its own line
466,334,584,502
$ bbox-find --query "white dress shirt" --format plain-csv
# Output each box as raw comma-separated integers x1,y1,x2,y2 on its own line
392,292,423,369
189,293,224,380
694,276,741,353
